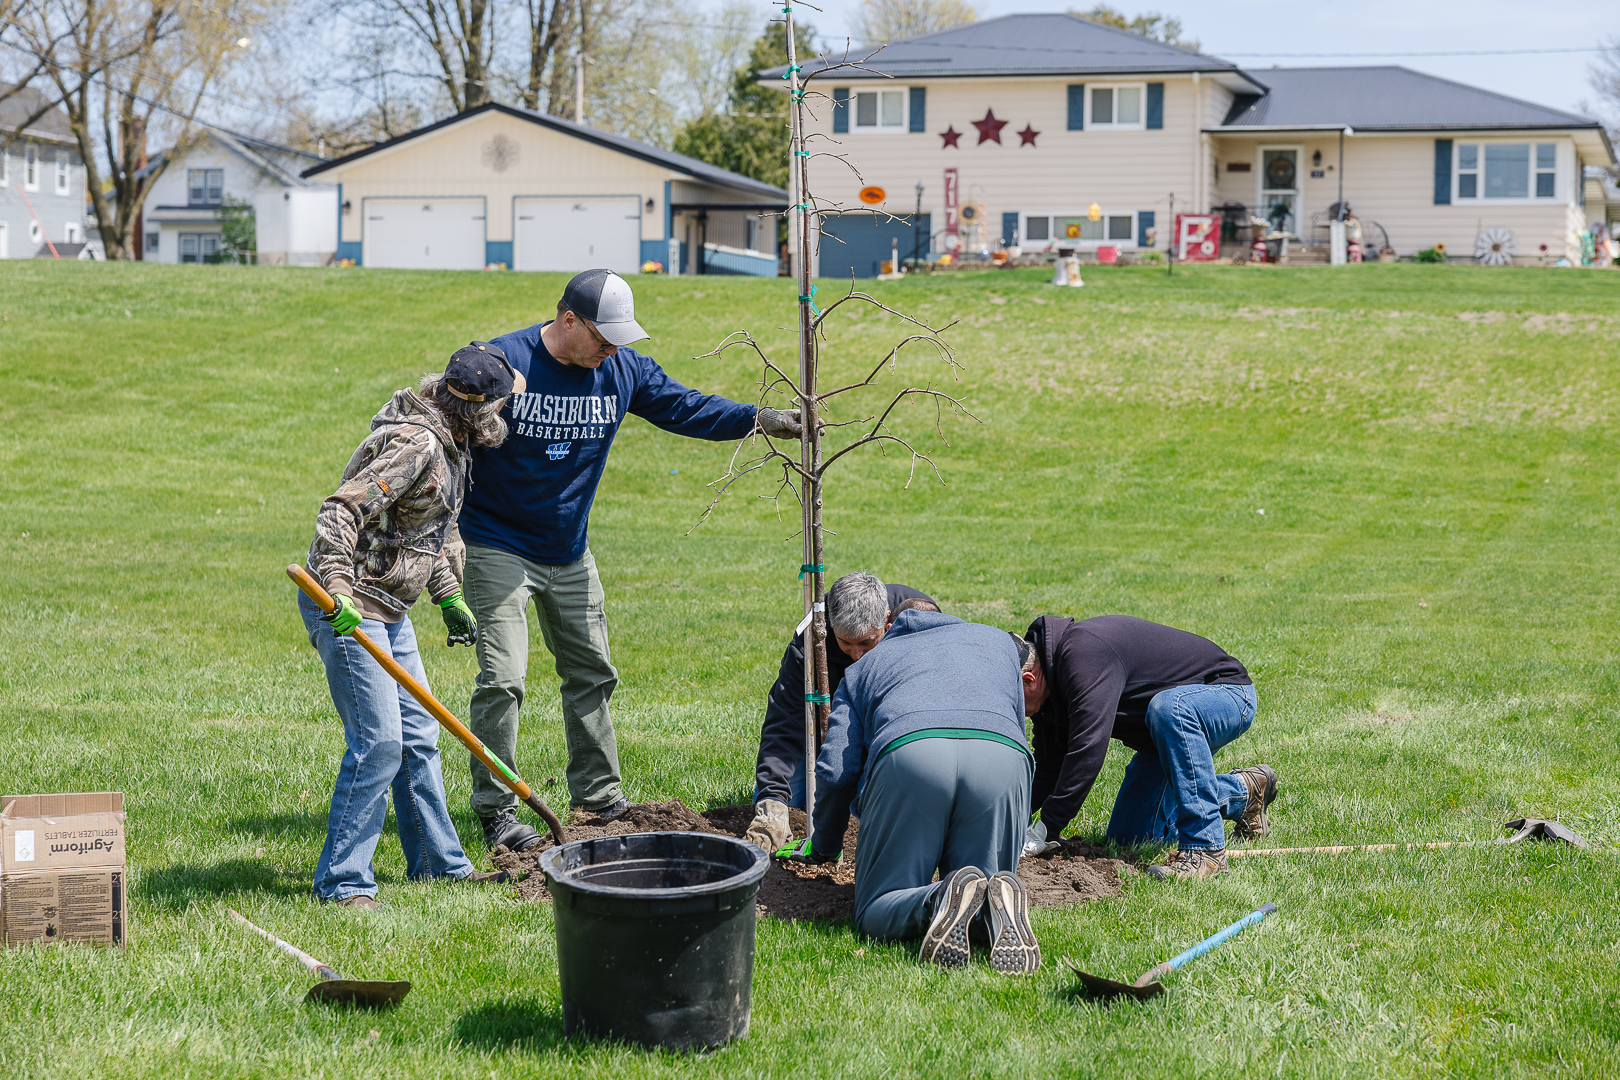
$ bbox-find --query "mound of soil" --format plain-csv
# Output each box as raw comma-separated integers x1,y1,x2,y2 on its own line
491,801,1125,920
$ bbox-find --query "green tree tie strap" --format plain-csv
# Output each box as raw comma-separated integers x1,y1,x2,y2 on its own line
781,65,801,78
799,562,824,579
797,283,822,317
805,693,830,704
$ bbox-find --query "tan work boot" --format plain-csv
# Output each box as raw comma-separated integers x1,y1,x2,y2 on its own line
1145,848,1228,880
742,798,792,853
1232,764,1279,839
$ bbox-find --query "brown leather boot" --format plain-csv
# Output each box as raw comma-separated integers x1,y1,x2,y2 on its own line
1145,848,1229,880
1232,764,1279,839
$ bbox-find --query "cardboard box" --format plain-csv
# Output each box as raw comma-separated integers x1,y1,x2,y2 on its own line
1,792,127,946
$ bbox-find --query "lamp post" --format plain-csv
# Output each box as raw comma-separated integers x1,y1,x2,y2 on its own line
910,182,924,269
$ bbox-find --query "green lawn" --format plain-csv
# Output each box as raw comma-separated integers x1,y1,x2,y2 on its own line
2,260,1618,1078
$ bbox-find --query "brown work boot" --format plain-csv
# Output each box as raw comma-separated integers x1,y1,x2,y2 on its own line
1232,764,1279,839
1145,848,1228,880
336,894,383,909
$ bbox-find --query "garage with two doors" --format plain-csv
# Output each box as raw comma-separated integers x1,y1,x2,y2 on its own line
305,103,785,275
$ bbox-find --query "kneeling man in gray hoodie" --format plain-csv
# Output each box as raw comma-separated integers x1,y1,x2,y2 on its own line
783,609,1040,974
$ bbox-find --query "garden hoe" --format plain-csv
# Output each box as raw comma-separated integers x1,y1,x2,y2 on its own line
287,564,565,847
1063,903,1278,1002
1225,818,1589,859
228,909,411,1008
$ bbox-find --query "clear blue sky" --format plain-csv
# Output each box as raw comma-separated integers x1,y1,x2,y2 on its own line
796,0,1613,119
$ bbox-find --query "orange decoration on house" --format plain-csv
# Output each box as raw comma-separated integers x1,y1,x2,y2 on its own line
859,186,886,205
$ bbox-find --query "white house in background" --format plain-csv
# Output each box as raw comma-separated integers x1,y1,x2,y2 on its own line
771,14,1617,274
0,84,91,259
301,102,787,275
138,129,334,264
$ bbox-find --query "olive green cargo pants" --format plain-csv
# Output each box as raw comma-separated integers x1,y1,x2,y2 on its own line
463,544,625,817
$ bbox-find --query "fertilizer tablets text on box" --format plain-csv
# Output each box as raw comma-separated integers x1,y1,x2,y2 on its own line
1,792,127,947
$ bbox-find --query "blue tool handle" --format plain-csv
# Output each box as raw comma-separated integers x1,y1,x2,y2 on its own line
1163,902,1277,972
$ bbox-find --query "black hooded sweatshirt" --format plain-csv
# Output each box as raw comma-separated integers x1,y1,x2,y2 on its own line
1026,615,1251,838
754,584,933,802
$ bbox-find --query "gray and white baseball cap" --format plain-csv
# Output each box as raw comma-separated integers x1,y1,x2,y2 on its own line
560,268,649,347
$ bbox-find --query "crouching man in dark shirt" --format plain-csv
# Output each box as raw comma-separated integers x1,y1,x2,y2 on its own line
741,571,937,852
1020,615,1279,880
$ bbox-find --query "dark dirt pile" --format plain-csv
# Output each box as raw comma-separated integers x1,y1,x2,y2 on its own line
491,801,1125,920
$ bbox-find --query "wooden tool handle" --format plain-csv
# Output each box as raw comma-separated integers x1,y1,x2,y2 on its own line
229,908,337,979
286,564,565,845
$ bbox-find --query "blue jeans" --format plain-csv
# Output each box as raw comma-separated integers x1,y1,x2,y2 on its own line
1106,683,1258,851
299,593,474,901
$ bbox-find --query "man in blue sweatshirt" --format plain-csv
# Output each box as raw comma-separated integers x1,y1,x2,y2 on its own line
459,269,805,851
784,609,1041,975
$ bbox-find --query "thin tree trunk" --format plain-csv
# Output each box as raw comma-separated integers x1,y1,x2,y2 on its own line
524,0,570,110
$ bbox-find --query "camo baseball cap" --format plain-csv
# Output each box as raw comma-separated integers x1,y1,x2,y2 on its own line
560,268,649,346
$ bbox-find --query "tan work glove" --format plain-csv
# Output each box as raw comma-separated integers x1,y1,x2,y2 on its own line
743,798,793,853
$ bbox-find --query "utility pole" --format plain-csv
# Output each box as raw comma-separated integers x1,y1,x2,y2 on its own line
910,182,924,269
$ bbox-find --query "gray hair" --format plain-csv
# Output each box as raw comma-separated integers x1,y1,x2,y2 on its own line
826,571,888,639
419,372,509,448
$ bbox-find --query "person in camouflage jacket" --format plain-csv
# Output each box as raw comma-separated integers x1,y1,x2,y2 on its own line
296,342,526,907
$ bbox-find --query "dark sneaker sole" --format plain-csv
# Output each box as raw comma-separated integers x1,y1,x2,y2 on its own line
920,870,986,969
1234,765,1279,839
986,872,1041,975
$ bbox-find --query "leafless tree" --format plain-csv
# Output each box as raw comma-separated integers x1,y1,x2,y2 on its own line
692,4,976,820
1588,36,1620,175
854,0,975,45
11,0,271,259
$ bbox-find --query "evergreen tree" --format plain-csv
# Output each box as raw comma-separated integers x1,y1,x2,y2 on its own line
672,19,815,190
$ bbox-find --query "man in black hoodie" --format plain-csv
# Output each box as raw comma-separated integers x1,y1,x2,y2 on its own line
1020,615,1278,880
741,572,937,851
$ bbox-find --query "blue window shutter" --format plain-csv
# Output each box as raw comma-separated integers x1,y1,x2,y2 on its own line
1146,83,1164,129
909,87,926,132
1137,210,1155,245
1434,139,1452,205
1002,212,1019,246
1067,85,1084,130
833,88,849,133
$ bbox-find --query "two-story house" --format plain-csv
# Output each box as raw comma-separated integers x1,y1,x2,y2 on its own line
138,129,334,264
1,84,90,259
773,14,1616,275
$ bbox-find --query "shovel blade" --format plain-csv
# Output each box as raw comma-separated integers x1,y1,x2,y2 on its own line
1062,957,1165,1000
305,979,412,1008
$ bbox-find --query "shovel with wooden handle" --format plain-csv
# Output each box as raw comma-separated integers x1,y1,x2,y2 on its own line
287,564,565,847
229,908,411,1008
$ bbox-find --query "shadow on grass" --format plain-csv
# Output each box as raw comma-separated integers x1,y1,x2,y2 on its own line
229,809,329,841
453,997,567,1053
137,858,310,910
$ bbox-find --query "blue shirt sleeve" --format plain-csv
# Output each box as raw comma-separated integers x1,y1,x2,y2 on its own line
626,351,757,441
810,677,867,855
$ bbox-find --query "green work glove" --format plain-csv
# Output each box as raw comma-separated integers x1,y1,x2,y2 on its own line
774,837,840,866
437,591,478,648
320,593,362,636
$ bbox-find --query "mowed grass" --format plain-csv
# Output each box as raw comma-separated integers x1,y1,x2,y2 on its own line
2,259,1619,1078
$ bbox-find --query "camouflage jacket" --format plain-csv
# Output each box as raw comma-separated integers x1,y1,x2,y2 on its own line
307,389,468,622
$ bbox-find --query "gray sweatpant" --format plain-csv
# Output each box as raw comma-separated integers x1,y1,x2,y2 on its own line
853,737,1032,941
463,544,624,816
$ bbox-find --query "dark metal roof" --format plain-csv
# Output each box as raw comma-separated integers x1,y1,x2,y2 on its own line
302,102,787,200
1218,66,1603,132
764,13,1257,82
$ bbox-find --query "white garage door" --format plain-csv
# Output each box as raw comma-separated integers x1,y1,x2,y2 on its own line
513,196,640,273
363,198,486,270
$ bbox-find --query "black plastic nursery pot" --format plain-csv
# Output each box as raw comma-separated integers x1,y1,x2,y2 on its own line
540,831,770,1051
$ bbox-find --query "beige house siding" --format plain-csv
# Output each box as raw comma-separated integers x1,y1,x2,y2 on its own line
328,111,672,246
1211,132,1592,261
804,75,1214,251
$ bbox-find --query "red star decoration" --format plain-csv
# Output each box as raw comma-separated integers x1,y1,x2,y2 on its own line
972,109,1007,145
1018,124,1039,147
939,125,961,148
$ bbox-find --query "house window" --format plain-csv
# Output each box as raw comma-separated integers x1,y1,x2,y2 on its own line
55,155,69,195
24,144,38,191
146,232,160,254
65,222,81,244
1089,84,1145,128
1457,143,1478,198
1107,215,1132,240
179,232,222,263
1025,216,1050,241
1456,142,1559,201
188,168,224,205
29,220,42,245
853,89,905,130
744,217,757,251
1535,143,1556,198
1,150,8,184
